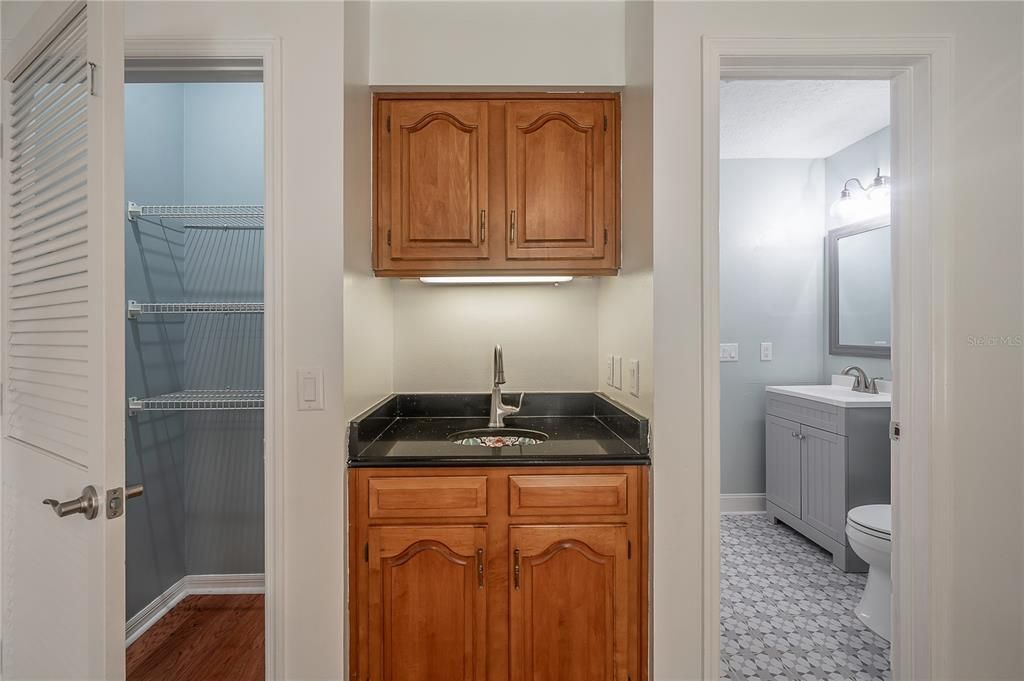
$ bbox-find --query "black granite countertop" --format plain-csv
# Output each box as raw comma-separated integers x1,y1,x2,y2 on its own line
348,392,650,467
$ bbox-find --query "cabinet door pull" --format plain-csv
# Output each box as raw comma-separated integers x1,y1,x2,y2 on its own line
476,548,485,589
479,210,487,242
513,548,521,590
509,209,517,243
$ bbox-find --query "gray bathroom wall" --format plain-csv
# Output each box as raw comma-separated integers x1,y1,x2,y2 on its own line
182,83,265,575
125,84,188,618
719,159,826,495
823,126,892,378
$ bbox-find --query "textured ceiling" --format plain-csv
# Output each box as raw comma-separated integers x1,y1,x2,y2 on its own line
720,80,890,159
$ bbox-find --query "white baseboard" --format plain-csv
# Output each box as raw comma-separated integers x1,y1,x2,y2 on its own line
720,493,767,514
125,573,265,647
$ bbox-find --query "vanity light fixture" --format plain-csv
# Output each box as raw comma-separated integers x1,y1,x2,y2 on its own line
418,276,574,285
830,168,891,224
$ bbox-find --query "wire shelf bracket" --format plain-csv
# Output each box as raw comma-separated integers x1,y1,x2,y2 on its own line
128,389,264,414
127,201,264,229
127,300,265,319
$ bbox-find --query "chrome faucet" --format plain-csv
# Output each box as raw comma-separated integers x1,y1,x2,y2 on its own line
489,344,524,428
841,365,879,394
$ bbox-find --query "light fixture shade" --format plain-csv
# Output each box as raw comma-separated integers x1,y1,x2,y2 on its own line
418,275,573,285
830,195,867,224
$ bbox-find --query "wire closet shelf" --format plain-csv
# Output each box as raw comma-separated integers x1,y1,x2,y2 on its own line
127,201,264,229
128,389,264,414
127,300,264,319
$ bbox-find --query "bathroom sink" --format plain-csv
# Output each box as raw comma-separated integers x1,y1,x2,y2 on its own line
766,380,891,407
448,428,549,448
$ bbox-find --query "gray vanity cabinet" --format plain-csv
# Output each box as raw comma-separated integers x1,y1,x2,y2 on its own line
765,392,890,572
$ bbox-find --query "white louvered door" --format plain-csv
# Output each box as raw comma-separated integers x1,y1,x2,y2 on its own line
1,3,125,679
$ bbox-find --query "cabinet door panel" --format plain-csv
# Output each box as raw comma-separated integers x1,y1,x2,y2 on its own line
509,525,629,681
385,100,489,260
765,415,802,517
801,426,848,542
368,526,487,681
506,100,610,260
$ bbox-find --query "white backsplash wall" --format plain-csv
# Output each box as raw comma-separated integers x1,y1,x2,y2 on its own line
392,279,599,394
719,158,827,495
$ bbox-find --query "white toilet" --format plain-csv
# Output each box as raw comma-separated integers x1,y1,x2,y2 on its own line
846,504,892,641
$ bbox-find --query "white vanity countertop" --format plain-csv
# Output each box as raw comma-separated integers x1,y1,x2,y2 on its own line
766,376,891,408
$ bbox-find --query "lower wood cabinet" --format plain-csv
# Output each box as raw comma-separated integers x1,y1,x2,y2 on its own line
350,466,649,681
367,525,487,681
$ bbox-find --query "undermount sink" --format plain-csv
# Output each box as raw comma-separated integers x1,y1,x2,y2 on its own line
448,428,549,448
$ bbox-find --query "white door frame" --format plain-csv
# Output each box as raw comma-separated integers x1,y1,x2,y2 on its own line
122,36,284,679
700,37,954,680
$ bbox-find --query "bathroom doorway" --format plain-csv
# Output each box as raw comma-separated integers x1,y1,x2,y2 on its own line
699,37,954,681
716,78,893,680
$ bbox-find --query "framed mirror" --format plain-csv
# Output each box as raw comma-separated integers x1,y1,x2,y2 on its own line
828,218,891,358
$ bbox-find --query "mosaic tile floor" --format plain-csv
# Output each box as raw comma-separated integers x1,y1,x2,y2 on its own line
720,514,891,681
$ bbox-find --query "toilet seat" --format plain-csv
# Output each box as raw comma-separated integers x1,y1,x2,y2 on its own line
847,504,891,540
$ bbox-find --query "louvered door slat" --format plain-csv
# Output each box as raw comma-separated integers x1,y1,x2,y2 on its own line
4,7,91,462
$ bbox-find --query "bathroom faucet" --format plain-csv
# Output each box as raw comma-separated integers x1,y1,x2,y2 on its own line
841,365,878,394
489,345,524,428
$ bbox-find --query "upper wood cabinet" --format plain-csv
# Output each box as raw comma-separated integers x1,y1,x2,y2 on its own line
374,94,620,277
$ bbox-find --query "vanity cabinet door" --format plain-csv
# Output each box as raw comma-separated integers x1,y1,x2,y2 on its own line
367,525,487,681
509,524,629,681
800,426,848,542
765,415,802,517
378,99,490,263
505,100,615,263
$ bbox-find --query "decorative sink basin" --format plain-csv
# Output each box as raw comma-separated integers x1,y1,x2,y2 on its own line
447,428,549,448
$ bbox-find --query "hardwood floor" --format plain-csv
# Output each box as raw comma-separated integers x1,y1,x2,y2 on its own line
126,594,264,681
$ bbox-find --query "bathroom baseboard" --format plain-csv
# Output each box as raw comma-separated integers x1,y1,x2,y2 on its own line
125,573,265,647
720,493,767,514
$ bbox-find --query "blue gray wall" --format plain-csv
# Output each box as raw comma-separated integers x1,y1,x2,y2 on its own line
824,126,892,379
125,83,264,619
719,159,827,495
182,84,265,575
125,84,187,619
719,128,891,497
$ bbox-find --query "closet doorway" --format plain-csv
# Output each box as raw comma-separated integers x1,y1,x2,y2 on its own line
122,56,267,681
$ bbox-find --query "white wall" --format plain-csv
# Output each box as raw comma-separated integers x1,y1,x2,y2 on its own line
652,3,1024,679
344,1,394,420
596,0,654,417
719,159,826,495
392,280,599,393
126,4,346,679
369,1,625,86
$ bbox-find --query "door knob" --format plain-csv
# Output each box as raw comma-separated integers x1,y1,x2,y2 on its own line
43,486,99,520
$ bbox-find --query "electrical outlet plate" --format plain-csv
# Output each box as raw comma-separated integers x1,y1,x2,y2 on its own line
719,343,738,362
628,359,640,396
613,355,623,389
606,355,614,386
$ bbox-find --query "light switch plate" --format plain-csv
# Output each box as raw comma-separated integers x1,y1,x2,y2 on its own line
606,355,615,386
613,355,623,389
720,343,739,362
297,368,324,411
760,342,773,361
628,359,640,397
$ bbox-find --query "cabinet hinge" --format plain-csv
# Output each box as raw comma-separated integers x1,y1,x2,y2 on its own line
603,114,608,132
386,229,392,247
364,542,369,562
386,115,391,133
627,539,632,559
